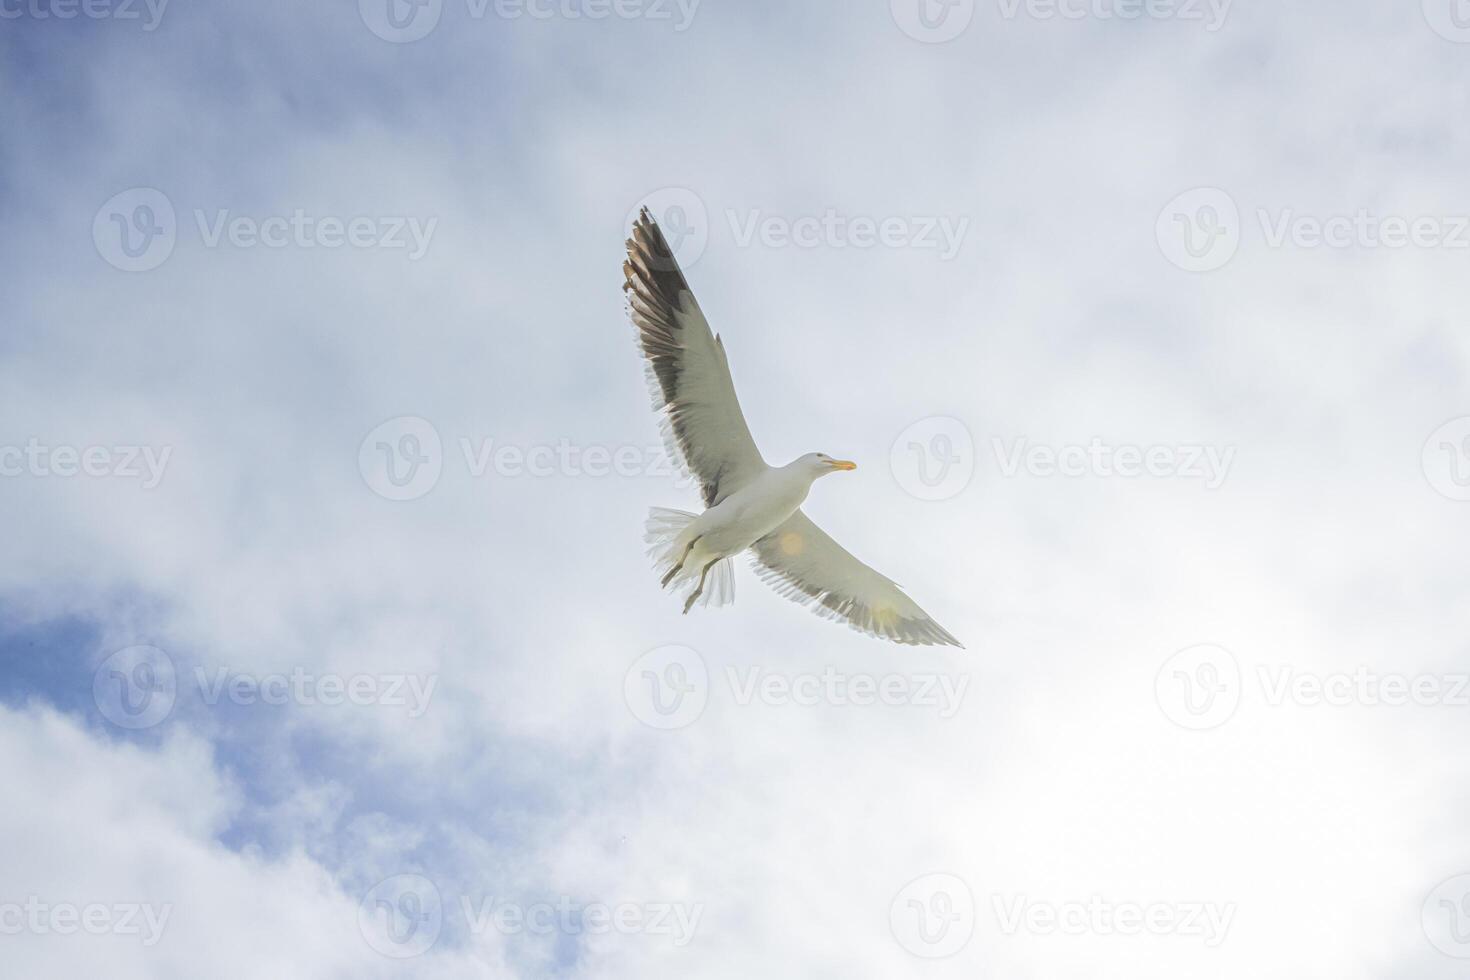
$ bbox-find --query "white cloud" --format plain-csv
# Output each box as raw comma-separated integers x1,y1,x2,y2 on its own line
3,0,1470,975
0,704,516,977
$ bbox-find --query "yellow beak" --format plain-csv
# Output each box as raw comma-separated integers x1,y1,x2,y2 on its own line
826,459,857,471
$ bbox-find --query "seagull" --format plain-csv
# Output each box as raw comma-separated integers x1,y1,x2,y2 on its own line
623,208,963,648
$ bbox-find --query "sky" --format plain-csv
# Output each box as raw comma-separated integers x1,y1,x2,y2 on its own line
3,0,1470,976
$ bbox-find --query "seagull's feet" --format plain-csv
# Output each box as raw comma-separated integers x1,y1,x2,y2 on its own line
662,537,699,588
681,558,716,614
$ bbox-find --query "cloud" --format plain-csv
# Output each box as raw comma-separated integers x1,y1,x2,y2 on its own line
4,0,1470,976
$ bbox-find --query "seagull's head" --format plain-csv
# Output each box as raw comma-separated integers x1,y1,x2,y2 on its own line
798,452,858,478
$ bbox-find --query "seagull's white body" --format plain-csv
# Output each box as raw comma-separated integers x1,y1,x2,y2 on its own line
624,208,963,647
671,461,825,575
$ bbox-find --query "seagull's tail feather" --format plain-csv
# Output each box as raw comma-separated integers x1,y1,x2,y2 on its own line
645,507,735,609
703,557,736,608
645,506,699,585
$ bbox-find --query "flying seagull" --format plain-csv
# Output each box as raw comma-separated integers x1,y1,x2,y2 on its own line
623,208,963,648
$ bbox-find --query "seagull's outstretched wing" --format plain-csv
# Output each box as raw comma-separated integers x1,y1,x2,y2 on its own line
750,511,963,647
624,208,767,507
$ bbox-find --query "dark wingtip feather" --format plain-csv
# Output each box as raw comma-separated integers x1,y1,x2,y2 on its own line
627,206,690,280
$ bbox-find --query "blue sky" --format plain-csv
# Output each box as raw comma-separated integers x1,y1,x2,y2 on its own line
4,0,1470,976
